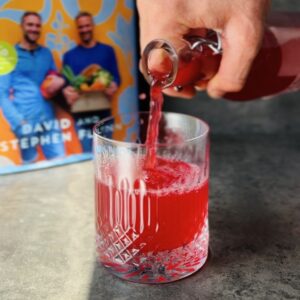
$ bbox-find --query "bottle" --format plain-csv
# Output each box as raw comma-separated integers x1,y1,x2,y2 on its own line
141,13,300,101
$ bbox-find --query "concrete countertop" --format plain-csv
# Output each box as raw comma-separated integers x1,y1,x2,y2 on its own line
1,132,299,300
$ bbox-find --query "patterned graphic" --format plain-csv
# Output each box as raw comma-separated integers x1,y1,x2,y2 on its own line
0,41,18,75
0,0,138,173
109,15,137,78
0,0,52,24
46,11,76,60
61,0,116,24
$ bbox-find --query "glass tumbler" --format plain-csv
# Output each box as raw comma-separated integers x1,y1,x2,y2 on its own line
93,112,210,283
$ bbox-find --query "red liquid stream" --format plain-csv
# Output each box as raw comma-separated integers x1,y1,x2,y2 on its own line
144,78,165,168
96,73,208,259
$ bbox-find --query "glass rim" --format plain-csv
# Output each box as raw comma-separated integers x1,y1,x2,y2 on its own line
93,111,210,147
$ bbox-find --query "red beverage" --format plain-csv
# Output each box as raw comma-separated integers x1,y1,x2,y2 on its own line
144,83,164,169
95,35,210,283
95,156,209,281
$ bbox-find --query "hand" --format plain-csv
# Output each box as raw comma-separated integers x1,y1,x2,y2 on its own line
47,75,65,94
41,75,66,98
62,86,80,105
104,81,118,97
137,0,271,99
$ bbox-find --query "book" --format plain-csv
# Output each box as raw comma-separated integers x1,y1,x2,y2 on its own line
0,0,141,175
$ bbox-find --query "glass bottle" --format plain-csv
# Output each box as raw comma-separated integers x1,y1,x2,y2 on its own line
141,14,300,101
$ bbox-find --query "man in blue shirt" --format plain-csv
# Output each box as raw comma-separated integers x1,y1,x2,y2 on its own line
0,11,65,163
62,11,121,152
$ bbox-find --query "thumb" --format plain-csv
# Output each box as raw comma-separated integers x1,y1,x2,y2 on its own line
207,18,264,99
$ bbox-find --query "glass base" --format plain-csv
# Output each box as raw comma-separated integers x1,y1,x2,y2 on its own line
97,219,209,284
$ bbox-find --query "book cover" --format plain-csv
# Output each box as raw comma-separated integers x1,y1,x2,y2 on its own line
0,0,139,175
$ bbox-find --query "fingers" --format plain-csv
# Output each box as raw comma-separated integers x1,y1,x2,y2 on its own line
49,77,65,92
163,85,196,99
207,17,264,98
137,1,188,51
195,80,209,91
67,86,77,93
63,86,80,105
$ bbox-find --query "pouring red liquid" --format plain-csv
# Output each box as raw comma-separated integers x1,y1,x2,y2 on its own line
142,20,300,100
95,80,209,282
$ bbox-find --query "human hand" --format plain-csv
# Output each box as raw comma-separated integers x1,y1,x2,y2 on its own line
62,86,80,105
104,81,118,97
46,75,65,95
137,0,270,99
41,75,66,99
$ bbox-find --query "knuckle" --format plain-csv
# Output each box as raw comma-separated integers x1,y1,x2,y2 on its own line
219,78,245,93
241,19,263,44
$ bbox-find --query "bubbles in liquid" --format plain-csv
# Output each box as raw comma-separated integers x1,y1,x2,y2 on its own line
100,156,206,196
142,157,204,195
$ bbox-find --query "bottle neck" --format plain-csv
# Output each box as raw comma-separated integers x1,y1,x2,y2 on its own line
142,18,300,100
141,31,222,89
141,39,179,88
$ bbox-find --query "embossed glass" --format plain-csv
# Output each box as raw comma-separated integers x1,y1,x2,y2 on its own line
93,112,210,283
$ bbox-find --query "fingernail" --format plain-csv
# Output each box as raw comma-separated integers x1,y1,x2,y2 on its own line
209,89,223,99
195,86,206,92
174,86,183,92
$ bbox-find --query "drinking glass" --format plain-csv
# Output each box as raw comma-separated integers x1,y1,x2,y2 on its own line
93,111,210,283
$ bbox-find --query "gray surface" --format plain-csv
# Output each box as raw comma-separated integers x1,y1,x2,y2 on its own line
1,129,300,300
271,0,300,11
